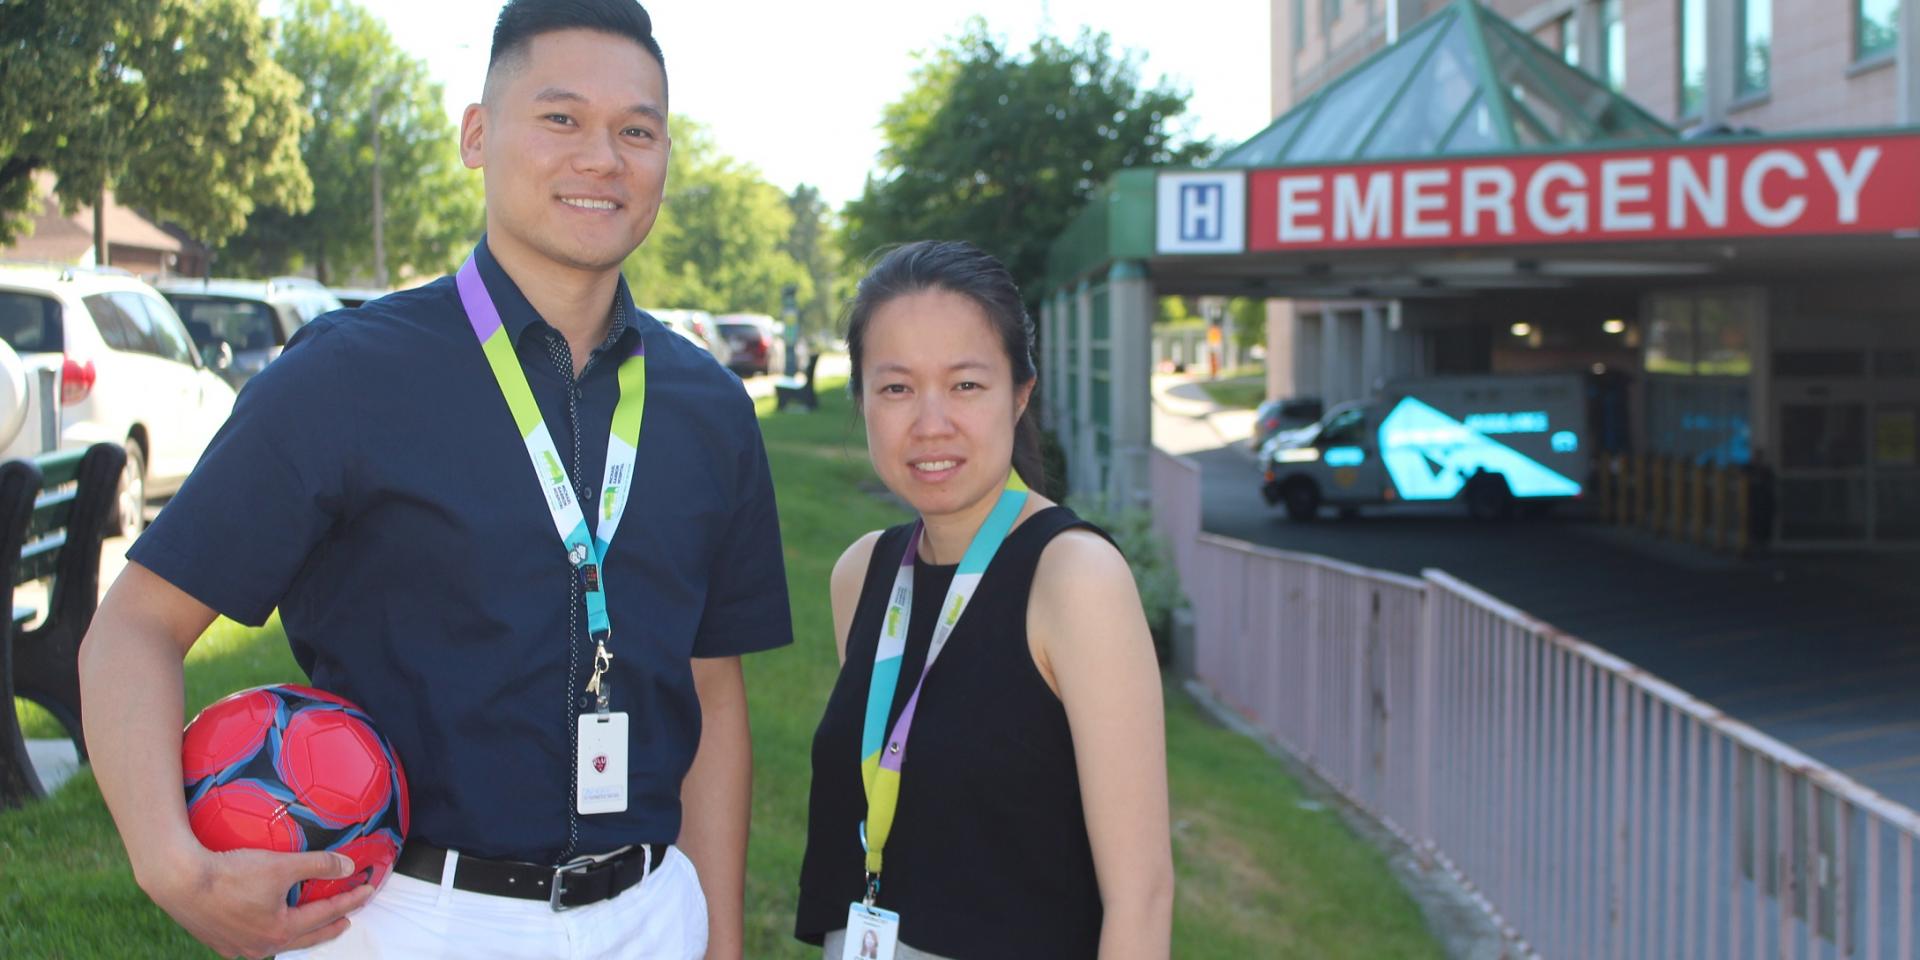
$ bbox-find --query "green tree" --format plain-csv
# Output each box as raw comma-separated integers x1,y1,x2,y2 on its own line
0,0,311,248
1229,297,1266,355
843,22,1211,302
785,184,845,340
220,0,482,283
623,119,807,315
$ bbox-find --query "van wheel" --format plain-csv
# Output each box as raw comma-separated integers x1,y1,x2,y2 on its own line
113,439,147,539
1465,473,1513,522
1282,479,1321,522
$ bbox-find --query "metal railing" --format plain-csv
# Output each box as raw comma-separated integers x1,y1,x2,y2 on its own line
1152,447,1920,958
1594,452,1757,555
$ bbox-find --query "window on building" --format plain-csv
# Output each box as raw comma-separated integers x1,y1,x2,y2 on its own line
1601,0,1626,90
1560,14,1581,67
1294,0,1306,51
1737,0,1772,96
1857,0,1899,59
1680,0,1706,115
1325,0,1343,33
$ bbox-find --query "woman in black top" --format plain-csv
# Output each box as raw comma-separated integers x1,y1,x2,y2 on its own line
794,241,1172,958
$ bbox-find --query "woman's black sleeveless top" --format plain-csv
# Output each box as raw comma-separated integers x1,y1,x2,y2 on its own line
795,506,1109,958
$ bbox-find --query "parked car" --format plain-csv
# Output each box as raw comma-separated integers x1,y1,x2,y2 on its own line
327,286,392,309
646,308,732,368
158,277,343,390
0,263,240,538
1248,395,1324,452
715,313,775,377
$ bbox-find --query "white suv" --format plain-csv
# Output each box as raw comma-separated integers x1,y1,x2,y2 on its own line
0,264,239,537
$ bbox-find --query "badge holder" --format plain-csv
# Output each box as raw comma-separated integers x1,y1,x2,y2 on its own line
576,638,628,815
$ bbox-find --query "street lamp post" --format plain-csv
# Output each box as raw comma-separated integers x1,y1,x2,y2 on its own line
370,79,397,289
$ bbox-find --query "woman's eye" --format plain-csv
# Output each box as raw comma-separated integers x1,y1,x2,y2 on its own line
545,114,574,126
877,383,909,395
955,381,982,392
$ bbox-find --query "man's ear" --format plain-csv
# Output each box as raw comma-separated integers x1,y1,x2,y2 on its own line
459,103,486,170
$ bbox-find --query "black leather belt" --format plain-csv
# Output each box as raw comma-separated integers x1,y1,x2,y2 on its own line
394,842,668,911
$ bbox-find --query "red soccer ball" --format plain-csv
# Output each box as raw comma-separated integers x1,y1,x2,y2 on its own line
182,684,409,905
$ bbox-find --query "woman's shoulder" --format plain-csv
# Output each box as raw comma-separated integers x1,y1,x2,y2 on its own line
1015,501,1119,560
831,523,916,595
1027,508,1132,609
831,529,887,593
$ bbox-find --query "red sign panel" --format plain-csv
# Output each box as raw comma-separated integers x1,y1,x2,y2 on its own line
1247,135,1920,251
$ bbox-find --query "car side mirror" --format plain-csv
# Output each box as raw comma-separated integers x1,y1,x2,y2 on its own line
200,339,234,371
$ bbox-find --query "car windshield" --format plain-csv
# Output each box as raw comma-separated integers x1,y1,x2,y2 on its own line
171,297,282,351
1319,408,1367,445
718,323,759,339
0,290,62,354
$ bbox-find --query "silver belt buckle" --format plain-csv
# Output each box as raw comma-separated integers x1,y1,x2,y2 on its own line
549,856,596,912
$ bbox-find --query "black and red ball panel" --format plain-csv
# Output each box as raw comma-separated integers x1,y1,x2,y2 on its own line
182,684,409,906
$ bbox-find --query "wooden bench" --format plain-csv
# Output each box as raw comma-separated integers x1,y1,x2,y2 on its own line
774,350,822,412
0,443,126,807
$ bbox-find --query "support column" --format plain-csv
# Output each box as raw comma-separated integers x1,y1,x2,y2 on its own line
1703,0,1736,126
1361,304,1386,397
1074,279,1097,501
1901,0,1920,123
1039,298,1056,417
1108,261,1154,509
1320,310,1343,407
1053,289,1073,431
1576,0,1605,78
1266,299,1296,402
1294,307,1323,399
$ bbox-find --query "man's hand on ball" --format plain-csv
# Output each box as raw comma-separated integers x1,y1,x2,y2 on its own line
144,847,375,959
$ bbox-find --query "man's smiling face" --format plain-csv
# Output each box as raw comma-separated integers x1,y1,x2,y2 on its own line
464,28,671,273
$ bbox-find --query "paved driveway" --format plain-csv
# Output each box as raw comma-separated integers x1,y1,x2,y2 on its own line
1152,378,1920,811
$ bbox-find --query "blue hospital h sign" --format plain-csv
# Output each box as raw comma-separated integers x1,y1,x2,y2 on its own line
1179,183,1226,242
1157,172,1246,254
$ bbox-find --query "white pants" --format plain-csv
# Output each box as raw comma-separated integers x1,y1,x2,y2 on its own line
279,846,708,960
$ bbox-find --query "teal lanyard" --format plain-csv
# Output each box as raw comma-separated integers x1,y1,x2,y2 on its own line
455,255,646,709
859,472,1029,886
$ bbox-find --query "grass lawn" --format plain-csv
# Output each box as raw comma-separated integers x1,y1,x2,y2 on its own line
1196,369,1268,410
1,373,1439,959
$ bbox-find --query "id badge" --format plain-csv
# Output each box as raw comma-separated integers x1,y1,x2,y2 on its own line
841,902,900,960
576,712,629,815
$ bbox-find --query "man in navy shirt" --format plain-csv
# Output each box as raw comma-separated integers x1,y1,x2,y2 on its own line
78,2,790,957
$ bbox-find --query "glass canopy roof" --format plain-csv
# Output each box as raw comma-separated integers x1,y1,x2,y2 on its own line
1216,0,1675,168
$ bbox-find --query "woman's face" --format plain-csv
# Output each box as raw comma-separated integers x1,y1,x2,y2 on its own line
860,287,1030,524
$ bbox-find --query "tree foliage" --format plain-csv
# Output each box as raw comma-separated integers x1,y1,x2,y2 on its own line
219,0,481,283
843,22,1212,301
622,119,807,316
0,0,312,247
784,184,845,339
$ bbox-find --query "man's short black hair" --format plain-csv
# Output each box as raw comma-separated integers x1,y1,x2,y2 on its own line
489,0,665,81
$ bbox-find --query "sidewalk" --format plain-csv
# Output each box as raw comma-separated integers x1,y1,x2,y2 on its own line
1149,373,1261,459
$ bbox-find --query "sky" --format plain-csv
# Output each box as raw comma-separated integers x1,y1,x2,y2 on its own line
320,0,1275,208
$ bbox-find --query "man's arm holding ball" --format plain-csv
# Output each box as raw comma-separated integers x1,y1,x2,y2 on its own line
80,562,371,959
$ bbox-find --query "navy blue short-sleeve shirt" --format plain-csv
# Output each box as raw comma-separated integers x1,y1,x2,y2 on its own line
130,239,793,864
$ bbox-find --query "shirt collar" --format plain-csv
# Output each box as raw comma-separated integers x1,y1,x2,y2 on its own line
469,235,642,350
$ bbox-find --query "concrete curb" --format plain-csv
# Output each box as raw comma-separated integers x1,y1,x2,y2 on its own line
1180,679,1521,960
